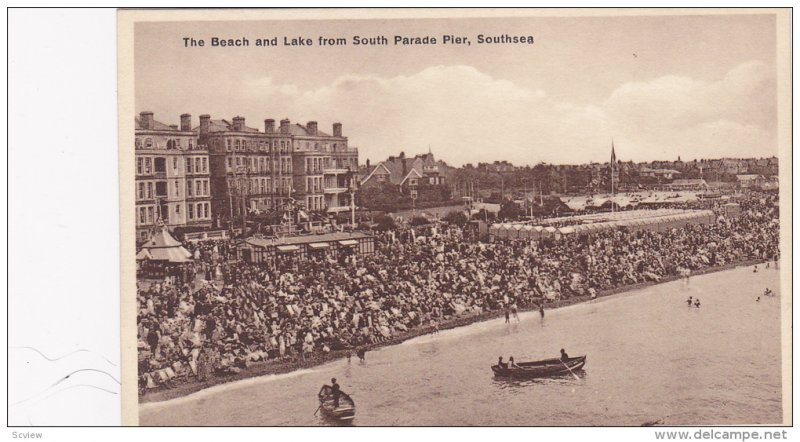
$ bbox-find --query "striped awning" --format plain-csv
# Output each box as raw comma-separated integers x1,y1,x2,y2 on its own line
308,242,330,249
338,239,359,246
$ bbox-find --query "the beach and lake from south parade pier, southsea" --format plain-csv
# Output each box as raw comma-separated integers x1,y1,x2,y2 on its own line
141,264,781,426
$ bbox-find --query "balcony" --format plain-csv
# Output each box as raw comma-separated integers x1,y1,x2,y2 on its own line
323,168,349,175
327,206,351,213
324,186,348,194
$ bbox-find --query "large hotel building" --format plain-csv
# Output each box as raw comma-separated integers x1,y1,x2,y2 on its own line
134,111,359,241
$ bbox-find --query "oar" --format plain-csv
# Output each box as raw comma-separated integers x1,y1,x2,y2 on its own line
561,360,580,380
313,405,322,416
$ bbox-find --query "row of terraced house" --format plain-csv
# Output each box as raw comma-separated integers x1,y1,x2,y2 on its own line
134,111,358,242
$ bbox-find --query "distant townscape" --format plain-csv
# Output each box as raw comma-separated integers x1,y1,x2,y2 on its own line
135,111,778,240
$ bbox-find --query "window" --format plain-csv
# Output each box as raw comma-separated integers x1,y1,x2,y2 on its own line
146,182,153,199
175,204,181,215
227,157,232,168
137,183,144,200
185,158,192,173
197,203,204,218
187,180,193,196
188,138,193,150
144,158,152,174
147,207,154,223
202,158,207,172
203,180,208,196
196,180,201,195
154,157,167,173
138,207,145,225
195,158,201,173
235,139,240,151
226,139,232,151
188,204,194,219
175,180,180,196
173,157,178,169
136,158,143,175
236,157,241,166
175,139,181,149
135,138,141,149
205,203,210,217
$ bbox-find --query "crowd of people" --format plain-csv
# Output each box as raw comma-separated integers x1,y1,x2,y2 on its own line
137,193,779,393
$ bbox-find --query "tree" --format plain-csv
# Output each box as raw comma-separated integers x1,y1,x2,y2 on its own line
410,216,430,227
442,210,468,227
472,209,496,221
498,200,523,220
373,214,396,231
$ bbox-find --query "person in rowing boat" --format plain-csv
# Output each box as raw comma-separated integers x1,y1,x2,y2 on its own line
509,356,520,368
318,377,342,408
498,356,508,369
560,348,569,362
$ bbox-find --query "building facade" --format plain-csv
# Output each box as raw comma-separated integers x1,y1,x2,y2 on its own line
135,112,212,242
197,115,358,226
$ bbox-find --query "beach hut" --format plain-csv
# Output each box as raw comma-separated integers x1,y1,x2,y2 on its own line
558,226,576,237
489,223,501,239
521,225,535,240
511,224,525,240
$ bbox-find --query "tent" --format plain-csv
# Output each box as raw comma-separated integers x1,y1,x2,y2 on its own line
136,227,192,263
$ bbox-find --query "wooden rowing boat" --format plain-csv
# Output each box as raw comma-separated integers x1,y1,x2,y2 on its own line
491,355,586,379
318,385,356,421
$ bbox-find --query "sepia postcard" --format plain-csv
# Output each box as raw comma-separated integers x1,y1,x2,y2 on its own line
118,8,792,426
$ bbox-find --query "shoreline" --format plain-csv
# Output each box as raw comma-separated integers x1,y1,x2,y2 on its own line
139,258,767,404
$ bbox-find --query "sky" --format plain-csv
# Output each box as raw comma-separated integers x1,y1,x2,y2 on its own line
135,12,778,167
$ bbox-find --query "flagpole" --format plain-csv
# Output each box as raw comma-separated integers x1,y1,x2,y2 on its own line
611,138,615,213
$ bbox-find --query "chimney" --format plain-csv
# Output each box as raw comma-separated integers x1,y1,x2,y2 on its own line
333,122,342,137
139,111,154,130
402,158,408,178
366,159,371,169
232,116,245,132
280,118,290,134
307,121,318,136
265,119,275,134
180,113,191,131
199,114,210,136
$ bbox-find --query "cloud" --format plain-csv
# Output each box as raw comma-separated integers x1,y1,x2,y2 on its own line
605,60,777,161
170,61,776,166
